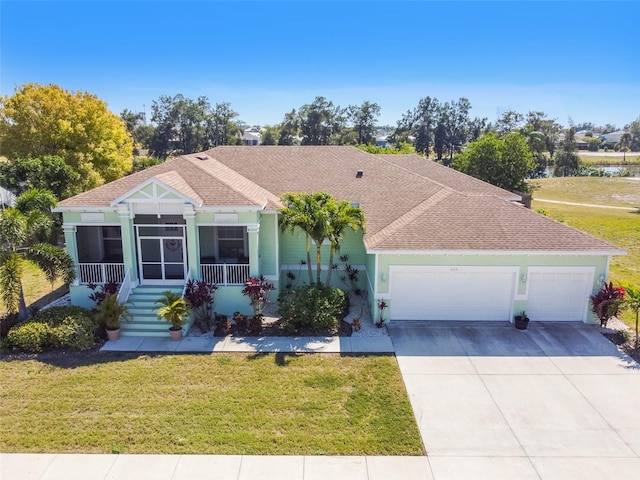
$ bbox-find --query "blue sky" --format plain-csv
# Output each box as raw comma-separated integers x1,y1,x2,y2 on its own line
1,1,639,128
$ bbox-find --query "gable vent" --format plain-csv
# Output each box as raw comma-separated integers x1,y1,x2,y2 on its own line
356,170,363,178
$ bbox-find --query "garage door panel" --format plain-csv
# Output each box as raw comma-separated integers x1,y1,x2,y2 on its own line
390,268,516,321
527,269,594,322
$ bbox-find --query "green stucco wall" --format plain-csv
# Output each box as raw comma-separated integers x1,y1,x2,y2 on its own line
259,213,277,276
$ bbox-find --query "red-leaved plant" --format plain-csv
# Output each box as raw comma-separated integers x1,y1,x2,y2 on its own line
242,275,275,316
88,281,120,305
184,279,217,327
590,281,625,327
376,300,388,327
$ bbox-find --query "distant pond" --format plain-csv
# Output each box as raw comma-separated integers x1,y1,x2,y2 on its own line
545,165,640,178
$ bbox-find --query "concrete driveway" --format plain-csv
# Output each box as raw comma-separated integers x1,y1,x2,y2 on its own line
388,321,640,480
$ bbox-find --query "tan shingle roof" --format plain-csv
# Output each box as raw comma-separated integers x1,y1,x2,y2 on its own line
58,146,624,253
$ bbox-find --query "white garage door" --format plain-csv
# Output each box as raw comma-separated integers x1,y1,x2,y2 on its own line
527,267,595,322
389,266,517,321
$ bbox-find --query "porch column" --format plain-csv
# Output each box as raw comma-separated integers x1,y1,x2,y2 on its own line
183,205,198,280
117,204,137,282
62,224,79,286
247,224,260,277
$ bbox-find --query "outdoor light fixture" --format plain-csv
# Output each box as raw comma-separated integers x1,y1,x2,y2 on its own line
521,274,527,283
381,273,388,282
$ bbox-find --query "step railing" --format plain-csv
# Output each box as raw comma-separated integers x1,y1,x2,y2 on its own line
116,269,132,304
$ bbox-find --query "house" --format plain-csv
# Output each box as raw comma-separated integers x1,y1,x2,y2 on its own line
242,127,261,146
598,130,626,149
55,146,625,336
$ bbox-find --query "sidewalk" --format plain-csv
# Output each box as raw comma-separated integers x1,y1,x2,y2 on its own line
1,453,432,480
99,334,394,354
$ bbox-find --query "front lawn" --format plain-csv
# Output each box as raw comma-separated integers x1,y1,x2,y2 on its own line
0,352,424,455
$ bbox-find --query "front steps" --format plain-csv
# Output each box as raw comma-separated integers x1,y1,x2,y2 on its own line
121,285,184,338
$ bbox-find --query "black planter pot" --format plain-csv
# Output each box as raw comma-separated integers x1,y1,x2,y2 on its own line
514,315,529,330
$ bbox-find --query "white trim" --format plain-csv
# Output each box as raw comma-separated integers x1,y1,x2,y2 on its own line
59,222,121,227
53,206,116,213
196,223,259,228
367,248,626,256
273,213,279,276
197,205,264,212
374,254,379,298
388,265,520,274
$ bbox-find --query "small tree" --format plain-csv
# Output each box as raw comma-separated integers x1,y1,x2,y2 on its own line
184,279,217,329
622,283,640,349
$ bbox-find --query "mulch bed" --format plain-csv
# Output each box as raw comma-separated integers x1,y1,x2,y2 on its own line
214,318,353,337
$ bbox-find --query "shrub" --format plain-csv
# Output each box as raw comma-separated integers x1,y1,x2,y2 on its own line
242,276,275,316
6,306,98,352
184,279,217,332
590,281,625,327
88,281,120,305
279,284,347,333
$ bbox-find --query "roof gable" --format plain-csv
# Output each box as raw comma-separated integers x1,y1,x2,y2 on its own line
110,172,203,207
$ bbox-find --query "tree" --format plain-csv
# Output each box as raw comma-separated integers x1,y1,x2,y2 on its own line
553,127,580,177
0,83,133,190
452,132,534,192
495,110,524,136
119,108,154,150
0,155,80,200
619,132,632,162
0,189,76,321
325,201,366,286
207,102,242,147
278,109,300,145
347,101,381,145
279,192,334,284
625,117,640,151
299,97,344,145
260,125,280,145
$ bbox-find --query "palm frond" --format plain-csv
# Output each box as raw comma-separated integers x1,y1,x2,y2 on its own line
24,243,76,285
14,188,57,215
0,251,24,314
0,208,27,251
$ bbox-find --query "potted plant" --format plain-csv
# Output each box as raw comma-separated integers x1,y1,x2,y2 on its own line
154,291,190,341
514,311,530,330
95,293,132,341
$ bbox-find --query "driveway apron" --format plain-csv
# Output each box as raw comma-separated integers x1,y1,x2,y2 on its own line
389,321,640,480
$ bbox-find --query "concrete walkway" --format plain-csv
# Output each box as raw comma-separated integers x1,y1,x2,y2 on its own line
0,454,432,480
99,334,394,354
535,198,638,210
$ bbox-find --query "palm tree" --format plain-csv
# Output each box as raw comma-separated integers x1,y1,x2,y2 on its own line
155,291,190,330
280,192,333,283
325,201,366,286
623,284,640,349
0,189,76,321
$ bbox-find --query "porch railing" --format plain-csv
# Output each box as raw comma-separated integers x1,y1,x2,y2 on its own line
116,269,133,304
77,263,126,285
200,264,250,286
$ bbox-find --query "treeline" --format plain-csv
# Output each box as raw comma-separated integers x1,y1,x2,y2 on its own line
1,83,639,202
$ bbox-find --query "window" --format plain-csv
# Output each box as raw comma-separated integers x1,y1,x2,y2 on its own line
217,226,246,262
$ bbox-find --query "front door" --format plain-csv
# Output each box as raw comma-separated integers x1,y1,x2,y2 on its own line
136,226,187,284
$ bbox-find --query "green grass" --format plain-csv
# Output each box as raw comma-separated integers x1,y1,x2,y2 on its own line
0,261,67,317
0,352,424,455
531,177,640,327
530,177,640,207
578,153,640,166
